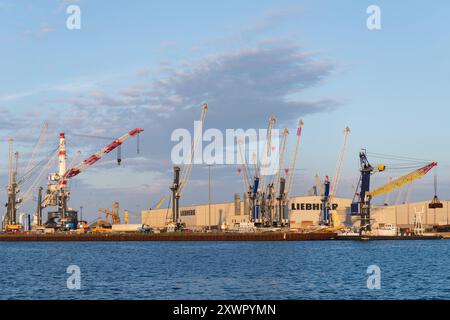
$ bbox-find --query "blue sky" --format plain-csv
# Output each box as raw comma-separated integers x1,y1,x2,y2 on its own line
0,0,449,220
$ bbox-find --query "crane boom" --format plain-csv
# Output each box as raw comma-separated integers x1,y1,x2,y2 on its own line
259,116,276,189
64,128,143,179
24,122,48,175
367,161,437,198
315,174,324,196
285,120,304,197
273,128,289,194
153,196,167,209
237,139,252,192
178,103,208,196
330,127,350,200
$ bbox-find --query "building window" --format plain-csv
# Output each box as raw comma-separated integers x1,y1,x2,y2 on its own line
180,209,195,216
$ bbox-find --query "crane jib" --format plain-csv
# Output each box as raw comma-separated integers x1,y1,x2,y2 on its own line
62,127,144,180
368,161,437,198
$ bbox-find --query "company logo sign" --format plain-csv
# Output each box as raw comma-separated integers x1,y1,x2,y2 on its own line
291,203,339,211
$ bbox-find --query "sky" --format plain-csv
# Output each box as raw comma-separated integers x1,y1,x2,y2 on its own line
0,0,449,222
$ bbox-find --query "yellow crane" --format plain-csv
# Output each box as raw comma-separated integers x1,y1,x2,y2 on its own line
367,162,437,198
153,196,166,210
99,202,121,225
124,196,167,224
352,149,437,232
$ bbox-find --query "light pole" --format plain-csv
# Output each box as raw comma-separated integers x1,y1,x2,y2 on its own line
208,164,212,231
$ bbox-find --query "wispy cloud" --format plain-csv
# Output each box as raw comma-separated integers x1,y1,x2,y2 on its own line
23,24,54,39
240,7,303,35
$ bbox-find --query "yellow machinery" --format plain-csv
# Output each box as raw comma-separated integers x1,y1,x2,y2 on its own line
91,216,112,233
153,196,166,210
352,149,437,232
123,196,167,224
123,210,142,224
367,162,437,198
99,202,121,225
5,224,23,233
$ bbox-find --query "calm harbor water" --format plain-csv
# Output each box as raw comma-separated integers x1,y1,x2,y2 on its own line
0,240,449,300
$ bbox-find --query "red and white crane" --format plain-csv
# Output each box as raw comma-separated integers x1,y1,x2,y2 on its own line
43,128,143,228
63,128,143,181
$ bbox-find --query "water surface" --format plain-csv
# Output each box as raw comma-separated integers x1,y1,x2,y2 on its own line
0,241,449,300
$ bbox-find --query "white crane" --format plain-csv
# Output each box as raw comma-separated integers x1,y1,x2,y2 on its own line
258,116,276,190
178,103,208,196
23,122,48,176
285,120,304,198
329,127,350,202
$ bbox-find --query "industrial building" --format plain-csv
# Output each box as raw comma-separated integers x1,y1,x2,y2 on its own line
142,195,450,231
141,195,352,229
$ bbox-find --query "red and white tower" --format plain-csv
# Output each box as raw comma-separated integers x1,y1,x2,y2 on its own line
58,133,67,189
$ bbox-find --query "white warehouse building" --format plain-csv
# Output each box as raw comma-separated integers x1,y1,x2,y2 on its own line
142,195,450,230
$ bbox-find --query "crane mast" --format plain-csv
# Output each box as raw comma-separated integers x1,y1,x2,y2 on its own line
237,139,252,219
4,139,20,228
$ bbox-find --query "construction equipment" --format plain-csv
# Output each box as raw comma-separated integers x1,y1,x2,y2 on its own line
282,120,304,226
269,127,289,225
321,127,350,227
123,210,143,224
69,131,141,165
351,150,387,231
99,202,121,225
169,104,207,230
43,128,143,230
4,139,20,229
91,216,112,233
352,149,436,232
237,139,252,218
3,123,57,231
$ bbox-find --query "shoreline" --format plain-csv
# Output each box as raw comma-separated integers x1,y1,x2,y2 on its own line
0,232,444,241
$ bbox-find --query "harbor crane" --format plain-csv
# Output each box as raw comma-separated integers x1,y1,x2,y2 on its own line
3,123,50,231
271,128,289,225
315,174,324,196
281,120,304,226
321,127,350,226
351,150,437,233
169,103,208,230
43,128,143,229
236,118,303,227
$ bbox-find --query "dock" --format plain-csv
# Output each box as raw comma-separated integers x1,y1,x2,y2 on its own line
0,232,445,241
